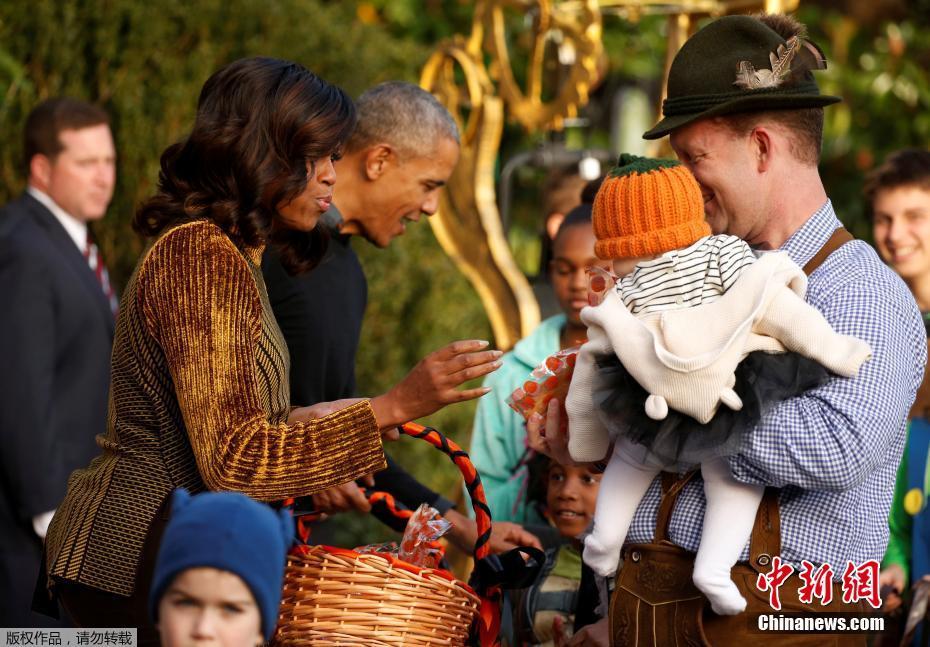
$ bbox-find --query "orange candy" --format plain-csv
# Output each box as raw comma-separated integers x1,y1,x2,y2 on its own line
507,347,580,421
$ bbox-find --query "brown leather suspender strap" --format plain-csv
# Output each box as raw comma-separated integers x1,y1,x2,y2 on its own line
802,227,853,276
654,471,698,542
653,227,855,570
747,489,781,573
653,472,782,573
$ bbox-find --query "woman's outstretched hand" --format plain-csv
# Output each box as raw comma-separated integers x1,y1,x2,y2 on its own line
369,339,503,428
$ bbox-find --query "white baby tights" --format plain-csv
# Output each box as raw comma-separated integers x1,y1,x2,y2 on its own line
583,438,763,616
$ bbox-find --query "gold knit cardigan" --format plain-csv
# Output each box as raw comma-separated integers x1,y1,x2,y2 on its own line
45,220,385,596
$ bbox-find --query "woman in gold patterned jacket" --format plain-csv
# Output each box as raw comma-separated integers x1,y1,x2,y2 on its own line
37,58,499,643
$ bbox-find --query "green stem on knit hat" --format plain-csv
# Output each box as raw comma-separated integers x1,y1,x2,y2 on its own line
610,153,681,178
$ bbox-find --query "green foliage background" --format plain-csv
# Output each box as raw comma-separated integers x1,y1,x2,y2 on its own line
1,0,928,546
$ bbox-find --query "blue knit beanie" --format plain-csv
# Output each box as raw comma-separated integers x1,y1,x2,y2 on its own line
149,489,294,640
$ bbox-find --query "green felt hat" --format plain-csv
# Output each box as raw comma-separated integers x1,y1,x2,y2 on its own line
643,15,841,140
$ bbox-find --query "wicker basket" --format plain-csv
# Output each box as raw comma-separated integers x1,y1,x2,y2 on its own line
273,422,497,646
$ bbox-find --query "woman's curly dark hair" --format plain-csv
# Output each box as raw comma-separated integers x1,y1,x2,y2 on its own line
134,57,357,274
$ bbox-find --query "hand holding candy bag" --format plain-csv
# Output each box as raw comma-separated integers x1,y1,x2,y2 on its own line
507,347,580,422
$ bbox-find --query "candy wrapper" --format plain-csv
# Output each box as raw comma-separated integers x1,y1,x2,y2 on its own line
507,346,580,421
354,541,400,558
353,503,451,569
399,503,451,568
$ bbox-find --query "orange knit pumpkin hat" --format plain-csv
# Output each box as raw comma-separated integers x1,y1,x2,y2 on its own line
592,154,710,260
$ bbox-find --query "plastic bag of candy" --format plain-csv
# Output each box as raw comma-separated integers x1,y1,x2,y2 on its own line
399,503,452,569
353,503,451,569
507,346,580,421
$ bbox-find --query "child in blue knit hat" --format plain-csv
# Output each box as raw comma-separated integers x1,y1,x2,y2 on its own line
149,489,294,647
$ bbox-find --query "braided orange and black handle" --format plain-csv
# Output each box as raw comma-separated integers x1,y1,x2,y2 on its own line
286,422,502,645
397,422,500,647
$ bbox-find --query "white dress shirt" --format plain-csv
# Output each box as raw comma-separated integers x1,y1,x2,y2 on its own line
27,186,87,253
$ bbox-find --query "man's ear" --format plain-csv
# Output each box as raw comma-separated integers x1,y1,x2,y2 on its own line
363,144,394,181
29,154,53,190
749,126,774,173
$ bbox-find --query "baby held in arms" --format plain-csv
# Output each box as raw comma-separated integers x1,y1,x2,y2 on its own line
564,154,871,615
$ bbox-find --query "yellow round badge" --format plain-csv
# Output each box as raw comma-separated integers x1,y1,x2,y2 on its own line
904,488,924,516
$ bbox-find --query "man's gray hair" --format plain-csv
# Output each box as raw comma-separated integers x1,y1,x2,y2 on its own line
348,81,460,157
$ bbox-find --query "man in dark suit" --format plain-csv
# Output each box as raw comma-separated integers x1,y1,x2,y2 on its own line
0,98,116,625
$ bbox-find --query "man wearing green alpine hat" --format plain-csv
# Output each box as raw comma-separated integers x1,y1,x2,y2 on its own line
530,13,927,647
620,13,926,645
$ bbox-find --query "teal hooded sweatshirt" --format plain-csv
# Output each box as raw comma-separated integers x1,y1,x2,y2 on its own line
469,314,565,525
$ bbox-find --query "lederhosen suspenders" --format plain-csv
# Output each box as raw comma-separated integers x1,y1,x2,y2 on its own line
801,228,854,276
608,228,868,647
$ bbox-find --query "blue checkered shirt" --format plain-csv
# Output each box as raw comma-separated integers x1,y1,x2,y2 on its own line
624,201,927,579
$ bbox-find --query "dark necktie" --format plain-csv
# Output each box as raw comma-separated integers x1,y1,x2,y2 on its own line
84,231,118,316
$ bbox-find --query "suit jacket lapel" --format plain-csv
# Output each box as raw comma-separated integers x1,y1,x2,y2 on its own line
21,193,115,334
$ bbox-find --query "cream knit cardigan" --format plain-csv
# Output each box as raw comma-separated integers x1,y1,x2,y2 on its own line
566,251,872,463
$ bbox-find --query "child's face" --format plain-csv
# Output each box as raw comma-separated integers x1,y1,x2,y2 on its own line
157,567,263,647
872,185,930,285
550,223,604,326
546,463,602,539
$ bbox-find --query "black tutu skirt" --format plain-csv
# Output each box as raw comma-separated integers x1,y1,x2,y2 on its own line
592,350,831,471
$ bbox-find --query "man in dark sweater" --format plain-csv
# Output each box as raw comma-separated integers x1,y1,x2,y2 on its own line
263,82,538,552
